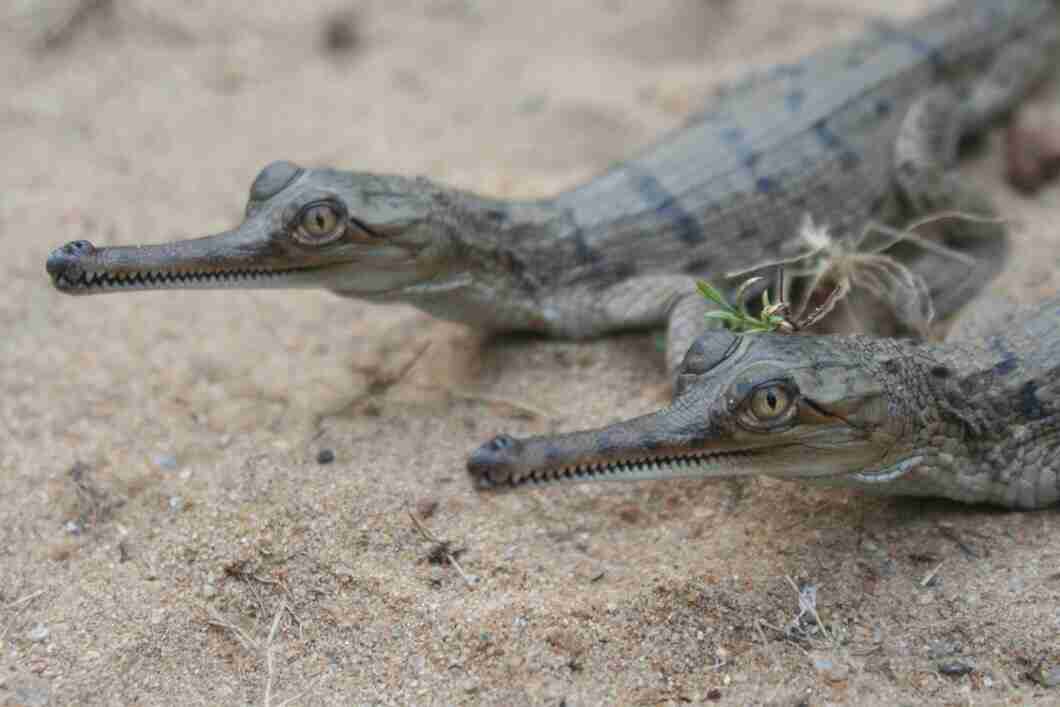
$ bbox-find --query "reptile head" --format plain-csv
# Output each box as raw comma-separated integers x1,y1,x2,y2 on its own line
47,161,459,296
469,330,906,491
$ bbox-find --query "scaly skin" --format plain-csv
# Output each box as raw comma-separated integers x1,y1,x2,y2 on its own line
46,1,1060,377
468,297,1060,509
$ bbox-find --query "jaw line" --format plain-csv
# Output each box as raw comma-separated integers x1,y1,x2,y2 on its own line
52,260,360,293
500,443,801,489
50,246,442,295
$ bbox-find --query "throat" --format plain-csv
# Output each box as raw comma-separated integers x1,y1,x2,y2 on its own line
400,272,553,333
396,190,572,332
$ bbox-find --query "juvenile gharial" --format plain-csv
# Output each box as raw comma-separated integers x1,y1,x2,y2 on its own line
468,296,1060,509
46,0,1060,378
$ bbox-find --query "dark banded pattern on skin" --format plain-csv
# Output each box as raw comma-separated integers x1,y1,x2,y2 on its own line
45,1,1060,443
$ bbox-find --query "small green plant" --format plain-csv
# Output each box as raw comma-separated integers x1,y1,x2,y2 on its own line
696,278,793,333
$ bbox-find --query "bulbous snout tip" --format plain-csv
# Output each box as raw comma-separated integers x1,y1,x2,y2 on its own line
466,433,523,491
47,239,97,286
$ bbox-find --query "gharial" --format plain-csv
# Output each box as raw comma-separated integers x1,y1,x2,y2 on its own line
46,0,1060,379
468,294,1060,509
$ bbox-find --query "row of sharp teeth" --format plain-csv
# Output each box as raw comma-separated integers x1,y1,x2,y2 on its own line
513,450,751,487
68,269,286,288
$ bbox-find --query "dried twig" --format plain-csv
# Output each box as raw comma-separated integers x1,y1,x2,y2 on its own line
1,589,45,643
785,575,833,644
3,590,45,611
430,385,554,420
205,607,259,654
715,210,1003,336
937,524,979,559
754,618,780,668
68,461,120,528
263,604,286,707
406,506,476,588
757,619,811,656
920,561,944,588
316,341,431,423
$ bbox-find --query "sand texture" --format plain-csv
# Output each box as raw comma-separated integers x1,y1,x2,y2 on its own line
3,0,1060,704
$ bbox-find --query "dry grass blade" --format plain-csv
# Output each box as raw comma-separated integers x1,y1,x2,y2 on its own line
718,209,998,336
263,604,287,707
205,607,259,654
796,276,850,331
851,255,935,335
406,506,477,588
859,210,1006,266
734,275,767,315
785,575,833,644
3,590,45,611
315,340,431,424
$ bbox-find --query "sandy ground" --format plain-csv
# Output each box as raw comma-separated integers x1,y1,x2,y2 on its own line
3,0,1060,704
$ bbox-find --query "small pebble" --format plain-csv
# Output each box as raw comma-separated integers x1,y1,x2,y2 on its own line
317,449,336,465
27,625,49,643
938,659,974,676
321,10,360,54
168,496,185,512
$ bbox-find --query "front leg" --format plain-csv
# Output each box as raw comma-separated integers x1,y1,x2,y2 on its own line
891,22,1059,319
892,87,1009,319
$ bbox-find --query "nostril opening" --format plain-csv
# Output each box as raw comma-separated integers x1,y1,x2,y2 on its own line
61,240,94,255
47,241,95,281
489,434,514,451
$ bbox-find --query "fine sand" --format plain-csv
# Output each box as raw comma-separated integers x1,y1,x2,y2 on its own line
3,1,1059,704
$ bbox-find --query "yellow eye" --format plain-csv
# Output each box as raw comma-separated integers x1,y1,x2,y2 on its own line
296,202,344,243
749,385,793,421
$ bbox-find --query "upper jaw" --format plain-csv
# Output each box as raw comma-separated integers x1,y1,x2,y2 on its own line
48,240,311,294
45,228,427,295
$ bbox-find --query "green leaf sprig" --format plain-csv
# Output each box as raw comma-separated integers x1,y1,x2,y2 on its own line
696,277,793,334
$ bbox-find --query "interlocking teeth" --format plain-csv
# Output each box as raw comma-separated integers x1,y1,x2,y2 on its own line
66,268,292,290
512,450,751,488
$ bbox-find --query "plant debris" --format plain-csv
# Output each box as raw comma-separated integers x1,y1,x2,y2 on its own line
709,211,1001,337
